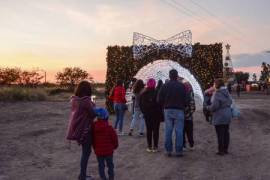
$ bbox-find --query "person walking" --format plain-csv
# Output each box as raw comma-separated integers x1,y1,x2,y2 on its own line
139,78,162,153
93,108,118,180
183,82,196,150
66,81,96,180
128,79,145,136
157,69,189,157
207,78,233,156
110,80,127,135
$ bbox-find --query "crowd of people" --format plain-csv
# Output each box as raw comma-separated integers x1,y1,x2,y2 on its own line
66,69,234,180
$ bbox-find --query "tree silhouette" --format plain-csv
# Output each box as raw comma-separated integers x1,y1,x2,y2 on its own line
0,67,21,85
260,62,270,82
56,67,93,88
18,70,44,87
234,71,249,83
252,73,257,82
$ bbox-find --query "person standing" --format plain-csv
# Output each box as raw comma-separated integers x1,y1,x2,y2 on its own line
203,87,215,124
93,108,118,180
183,82,196,150
130,78,137,115
236,83,241,97
110,80,127,135
139,78,162,153
227,83,232,94
66,81,96,180
155,80,164,124
207,78,232,155
157,69,189,157
128,79,145,136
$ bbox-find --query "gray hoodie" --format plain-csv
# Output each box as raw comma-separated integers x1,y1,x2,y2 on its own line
208,87,232,125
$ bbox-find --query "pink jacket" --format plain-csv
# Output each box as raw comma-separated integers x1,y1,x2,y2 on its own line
66,96,96,145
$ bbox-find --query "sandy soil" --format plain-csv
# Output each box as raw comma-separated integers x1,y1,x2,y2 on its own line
1,93,270,180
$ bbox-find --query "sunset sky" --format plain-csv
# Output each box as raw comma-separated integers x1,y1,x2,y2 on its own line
0,0,270,82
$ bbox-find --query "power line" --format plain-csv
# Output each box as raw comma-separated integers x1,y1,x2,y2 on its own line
188,0,262,51
171,0,222,29
163,0,243,41
189,0,243,35
162,0,221,31
162,0,197,19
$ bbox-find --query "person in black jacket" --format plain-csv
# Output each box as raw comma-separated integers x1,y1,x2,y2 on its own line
139,78,162,153
157,69,189,157
183,82,196,150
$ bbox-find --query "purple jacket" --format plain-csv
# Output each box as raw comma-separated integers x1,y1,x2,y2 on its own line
66,96,96,145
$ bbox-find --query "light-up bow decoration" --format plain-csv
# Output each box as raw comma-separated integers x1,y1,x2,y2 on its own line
133,30,192,59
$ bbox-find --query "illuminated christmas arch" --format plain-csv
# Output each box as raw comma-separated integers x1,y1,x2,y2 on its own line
105,40,223,112
135,60,204,106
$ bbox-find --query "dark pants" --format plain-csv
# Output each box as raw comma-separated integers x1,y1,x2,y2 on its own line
215,124,230,153
183,120,194,147
97,156,114,180
237,91,240,97
80,137,91,180
114,103,126,132
144,115,160,148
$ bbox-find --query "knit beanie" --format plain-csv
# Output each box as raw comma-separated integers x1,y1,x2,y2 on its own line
184,82,192,93
146,78,156,89
94,107,109,120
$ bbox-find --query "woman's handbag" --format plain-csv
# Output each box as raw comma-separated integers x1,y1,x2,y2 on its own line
231,102,240,118
123,104,128,111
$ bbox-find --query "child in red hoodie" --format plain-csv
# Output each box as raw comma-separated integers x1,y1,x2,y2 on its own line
93,108,118,180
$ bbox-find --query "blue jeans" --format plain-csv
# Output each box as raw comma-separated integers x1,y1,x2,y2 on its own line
80,136,91,180
164,109,184,154
114,103,126,132
97,156,114,180
130,108,145,133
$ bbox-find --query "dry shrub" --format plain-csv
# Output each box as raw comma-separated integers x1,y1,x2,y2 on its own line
0,87,47,101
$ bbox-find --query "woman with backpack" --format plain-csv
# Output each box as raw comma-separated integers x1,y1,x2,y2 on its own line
139,78,163,153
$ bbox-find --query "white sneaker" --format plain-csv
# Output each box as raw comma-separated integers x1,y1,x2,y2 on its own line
189,146,195,151
118,131,125,136
146,148,153,153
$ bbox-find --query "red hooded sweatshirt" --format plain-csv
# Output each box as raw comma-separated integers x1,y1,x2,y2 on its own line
66,96,96,145
111,86,126,103
93,120,118,156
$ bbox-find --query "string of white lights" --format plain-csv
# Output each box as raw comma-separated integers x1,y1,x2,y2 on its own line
134,60,204,107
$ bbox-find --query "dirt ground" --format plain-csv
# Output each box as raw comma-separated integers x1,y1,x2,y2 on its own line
1,93,270,180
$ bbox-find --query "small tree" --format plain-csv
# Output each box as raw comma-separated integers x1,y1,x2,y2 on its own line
18,70,44,87
252,73,257,82
0,67,21,85
260,62,270,82
56,67,93,88
234,71,249,83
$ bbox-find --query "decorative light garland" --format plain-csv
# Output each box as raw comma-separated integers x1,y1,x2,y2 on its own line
135,59,204,106
133,31,192,60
